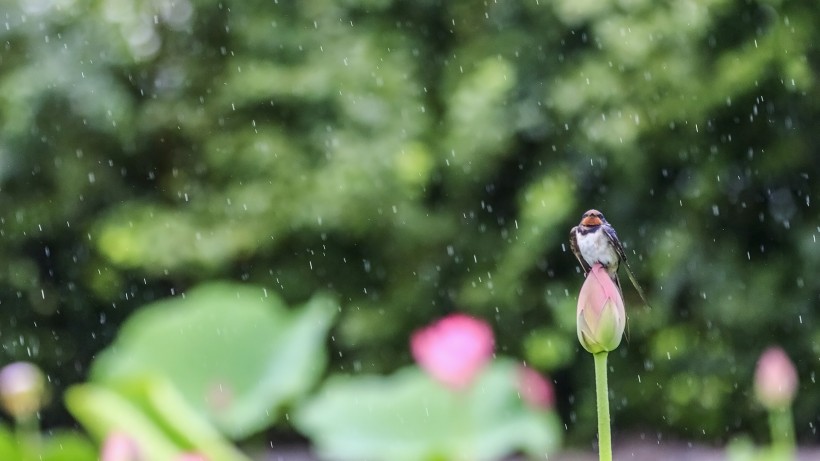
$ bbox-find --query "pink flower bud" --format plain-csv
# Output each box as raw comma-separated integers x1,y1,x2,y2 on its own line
175,454,208,461
576,264,626,354
411,314,494,390
0,361,46,420
517,366,554,409
754,346,798,409
100,432,141,461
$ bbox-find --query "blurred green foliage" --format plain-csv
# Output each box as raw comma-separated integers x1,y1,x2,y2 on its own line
0,0,819,449
0,425,96,461
295,359,562,461
66,283,334,459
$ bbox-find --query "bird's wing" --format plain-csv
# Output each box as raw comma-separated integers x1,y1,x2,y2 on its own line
602,225,628,262
603,225,651,307
569,227,591,275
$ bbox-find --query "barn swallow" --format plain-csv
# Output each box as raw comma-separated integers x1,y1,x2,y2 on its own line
569,209,650,306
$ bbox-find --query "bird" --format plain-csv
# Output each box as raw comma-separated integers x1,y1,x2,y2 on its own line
569,209,650,306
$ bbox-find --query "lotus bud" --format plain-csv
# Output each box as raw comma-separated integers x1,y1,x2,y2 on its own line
411,314,494,390
101,432,141,461
576,264,626,354
754,346,798,410
0,361,46,421
517,365,555,409
175,454,208,461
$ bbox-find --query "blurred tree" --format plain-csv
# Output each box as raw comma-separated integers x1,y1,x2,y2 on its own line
0,0,819,448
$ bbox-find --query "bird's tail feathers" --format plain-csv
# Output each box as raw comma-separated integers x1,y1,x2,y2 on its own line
622,261,651,308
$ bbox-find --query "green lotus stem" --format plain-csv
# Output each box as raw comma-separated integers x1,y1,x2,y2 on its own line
768,406,795,453
594,352,612,461
16,414,40,461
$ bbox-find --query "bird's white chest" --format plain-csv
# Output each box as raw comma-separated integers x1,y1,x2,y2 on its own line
576,229,618,268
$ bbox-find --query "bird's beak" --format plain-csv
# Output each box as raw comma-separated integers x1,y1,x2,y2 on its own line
581,216,603,227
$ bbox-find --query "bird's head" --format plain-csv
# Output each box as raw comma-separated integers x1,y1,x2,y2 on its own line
580,209,606,227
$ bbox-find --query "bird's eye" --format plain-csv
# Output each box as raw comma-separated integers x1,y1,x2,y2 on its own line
595,213,603,218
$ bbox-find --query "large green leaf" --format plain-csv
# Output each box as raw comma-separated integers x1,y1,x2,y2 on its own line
294,358,562,461
0,426,16,461
0,424,96,461
89,282,337,439
65,381,250,461
39,430,104,461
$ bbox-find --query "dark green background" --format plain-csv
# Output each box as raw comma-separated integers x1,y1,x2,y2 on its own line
1,0,817,447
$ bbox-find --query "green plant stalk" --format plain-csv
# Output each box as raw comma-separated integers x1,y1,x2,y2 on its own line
768,406,795,453
457,392,471,460
16,414,40,461
593,352,612,461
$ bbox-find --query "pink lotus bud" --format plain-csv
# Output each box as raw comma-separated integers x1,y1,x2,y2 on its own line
754,346,798,409
101,432,141,461
175,454,208,461
576,264,626,354
0,361,46,421
517,366,554,409
411,314,494,390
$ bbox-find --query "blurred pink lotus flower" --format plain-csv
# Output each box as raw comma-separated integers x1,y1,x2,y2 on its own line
517,365,554,409
411,314,494,390
0,361,46,421
100,432,141,461
576,264,626,354
754,346,798,409
175,454,208,461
